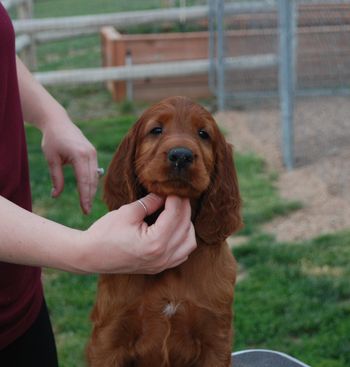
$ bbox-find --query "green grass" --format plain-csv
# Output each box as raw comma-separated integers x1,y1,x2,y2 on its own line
27,115,350,367
234,232,350,367
37,36,102,71
28,115,134,227
33,0,183,18
235,154,301,235
33,0,207,18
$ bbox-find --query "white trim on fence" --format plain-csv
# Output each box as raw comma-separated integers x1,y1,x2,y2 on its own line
15,34,31,52
13,6,208,34
34,55,277,86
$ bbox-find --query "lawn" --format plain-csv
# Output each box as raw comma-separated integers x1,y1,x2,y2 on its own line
23,1,350,366
27,115,350,367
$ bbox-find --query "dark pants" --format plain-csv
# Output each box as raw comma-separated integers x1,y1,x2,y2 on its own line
0,300,58,367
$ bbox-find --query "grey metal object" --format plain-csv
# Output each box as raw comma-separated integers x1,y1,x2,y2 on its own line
125,50,133,102
278,0,296,169
216,0,226,110
231,350,311,367
208,0,216,94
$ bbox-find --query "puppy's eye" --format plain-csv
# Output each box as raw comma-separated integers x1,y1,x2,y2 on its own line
198,129,210,140
149,127,163,135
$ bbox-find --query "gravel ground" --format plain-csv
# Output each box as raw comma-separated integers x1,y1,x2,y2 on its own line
216,96,350,242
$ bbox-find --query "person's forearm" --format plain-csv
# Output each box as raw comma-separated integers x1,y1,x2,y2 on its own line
0,195,85,272
0,194,196,275
16,56,69,131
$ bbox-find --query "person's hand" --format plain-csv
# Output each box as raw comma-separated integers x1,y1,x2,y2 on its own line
78,194,197,274
15,57,99,214
41,119,98,215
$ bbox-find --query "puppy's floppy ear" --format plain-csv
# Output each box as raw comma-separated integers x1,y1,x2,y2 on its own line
194,131,242,245
104,122,143,211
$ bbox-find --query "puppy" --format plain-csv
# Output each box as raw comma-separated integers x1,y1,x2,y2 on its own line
87,96,241,367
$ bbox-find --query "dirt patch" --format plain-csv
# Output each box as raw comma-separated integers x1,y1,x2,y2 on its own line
216,96,350,242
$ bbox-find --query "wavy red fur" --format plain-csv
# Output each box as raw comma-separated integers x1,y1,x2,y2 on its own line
87,96,242,367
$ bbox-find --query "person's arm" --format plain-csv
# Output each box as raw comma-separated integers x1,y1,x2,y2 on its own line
16,56,98,214
0,194,196,274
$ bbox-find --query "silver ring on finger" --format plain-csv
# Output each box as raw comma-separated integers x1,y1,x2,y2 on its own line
137,199,148,216
97,167,105,178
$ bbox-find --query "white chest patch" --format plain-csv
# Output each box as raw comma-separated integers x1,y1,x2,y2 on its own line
162,302,180,317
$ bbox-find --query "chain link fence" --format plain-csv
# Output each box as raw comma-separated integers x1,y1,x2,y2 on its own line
210,0,350,100
210,0,350,168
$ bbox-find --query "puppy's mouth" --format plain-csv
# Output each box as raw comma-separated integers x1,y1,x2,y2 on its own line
145,178,202,198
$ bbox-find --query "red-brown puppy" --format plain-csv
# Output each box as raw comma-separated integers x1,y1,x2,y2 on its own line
87,96,242,367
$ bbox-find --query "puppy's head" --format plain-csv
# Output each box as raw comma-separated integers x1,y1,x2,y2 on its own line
134,96,216,198
104,96,242,244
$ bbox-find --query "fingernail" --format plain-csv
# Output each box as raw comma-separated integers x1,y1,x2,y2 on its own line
85,202,92,214
51,188,56,198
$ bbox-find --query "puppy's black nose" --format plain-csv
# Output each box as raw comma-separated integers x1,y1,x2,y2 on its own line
168,147,194,169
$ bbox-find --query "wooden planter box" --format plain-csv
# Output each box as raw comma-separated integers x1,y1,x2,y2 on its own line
101,27,212,102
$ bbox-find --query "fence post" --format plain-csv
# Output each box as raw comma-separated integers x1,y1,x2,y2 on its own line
216,0,225,111
17,0,37,70
278,0,296,170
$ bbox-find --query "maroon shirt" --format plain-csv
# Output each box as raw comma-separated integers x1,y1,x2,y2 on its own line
0,4,43,349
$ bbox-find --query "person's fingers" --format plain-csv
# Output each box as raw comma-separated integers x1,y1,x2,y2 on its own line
116,195,195,274
48,159,64,198
151,196,191,237
126,194,165,222
147,196,196,266
87,153,99,207
171,222,196,260
166,221,196,265
145,221,196,274
72,156,93,214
